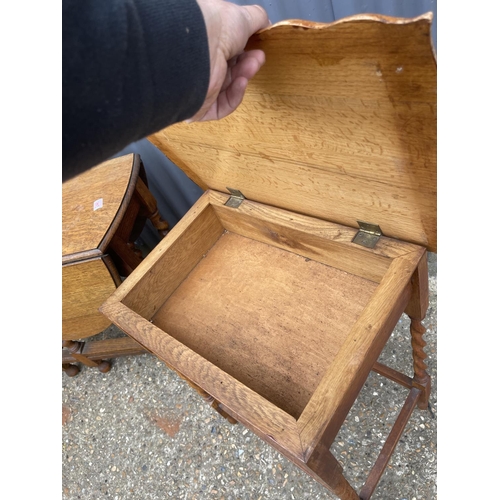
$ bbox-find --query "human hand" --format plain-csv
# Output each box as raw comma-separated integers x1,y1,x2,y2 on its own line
188,0,270,122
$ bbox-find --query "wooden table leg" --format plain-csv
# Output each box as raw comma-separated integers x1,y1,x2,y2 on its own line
62,363,80,377
135,177,169,237
409,318,431,409
62,340,111,377
303,443,360,500
183,378,239,425
404,253,431,409
159,358,239,425
62,338,146,376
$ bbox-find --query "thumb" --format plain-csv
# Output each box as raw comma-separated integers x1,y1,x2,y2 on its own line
240,4,271,38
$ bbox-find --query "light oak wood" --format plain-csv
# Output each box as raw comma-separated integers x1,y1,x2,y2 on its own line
61,336,146,362
110,191,216,303
405,252,430,321
209,190,421,283
297,250,423,459
100,195,432,495
404,253,431,408
100,193,426,465
120,193,225,318
152,231,378,419
100,298,305,460
305,443,360,500
62,154,140,262
372,361,413,389
359,387,421,499
62,257,120,340
62,340,111,371
149,14,436,252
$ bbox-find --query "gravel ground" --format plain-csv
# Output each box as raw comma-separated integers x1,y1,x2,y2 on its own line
62,253,437,500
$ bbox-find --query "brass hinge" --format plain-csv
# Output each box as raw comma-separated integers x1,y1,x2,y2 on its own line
352,221,383,248
225,188,245,208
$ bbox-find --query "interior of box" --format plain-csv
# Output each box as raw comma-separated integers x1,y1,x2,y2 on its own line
151,230,378,418
104,190,425,467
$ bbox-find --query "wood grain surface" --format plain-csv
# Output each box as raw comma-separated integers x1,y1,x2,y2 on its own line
149,14,437,252
62,257,120,340
209,190,421,283
152,231,378,419
62,154,138,261
99,164,428,470
119,192,225,319
298,250,423,459
100,298,305,460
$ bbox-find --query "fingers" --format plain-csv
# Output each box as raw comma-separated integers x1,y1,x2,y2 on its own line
197,50,265,122
221,50,265,92
187,1,270,123
214,76,249,121
236,49,266,71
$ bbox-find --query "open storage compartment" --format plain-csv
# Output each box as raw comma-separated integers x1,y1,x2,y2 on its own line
153,229,377,420
102,190,426,470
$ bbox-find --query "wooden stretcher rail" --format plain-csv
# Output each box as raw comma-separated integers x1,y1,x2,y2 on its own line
359,387,421,499
62,336,147,364
372,361,413,389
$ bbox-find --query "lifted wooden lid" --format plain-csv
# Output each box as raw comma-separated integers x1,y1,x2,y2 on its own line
149,14,437,252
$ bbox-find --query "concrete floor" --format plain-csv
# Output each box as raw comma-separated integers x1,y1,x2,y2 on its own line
62,253,437,500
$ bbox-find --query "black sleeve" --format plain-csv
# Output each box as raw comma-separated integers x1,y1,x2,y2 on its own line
62,0,210,181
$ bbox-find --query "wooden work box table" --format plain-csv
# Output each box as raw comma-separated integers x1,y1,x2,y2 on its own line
100,13,436,499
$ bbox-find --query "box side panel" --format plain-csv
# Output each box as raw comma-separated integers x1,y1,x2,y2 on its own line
99,300,306,460
210,192,421,283
121,203,224,319
298,251,423,458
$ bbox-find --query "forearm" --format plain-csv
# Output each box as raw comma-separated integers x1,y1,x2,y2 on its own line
62,0,210,180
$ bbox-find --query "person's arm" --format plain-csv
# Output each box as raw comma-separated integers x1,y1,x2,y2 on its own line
63,0,209,181
62,0,269,181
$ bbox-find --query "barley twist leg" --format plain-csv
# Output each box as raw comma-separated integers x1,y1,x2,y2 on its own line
410,318,431,409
